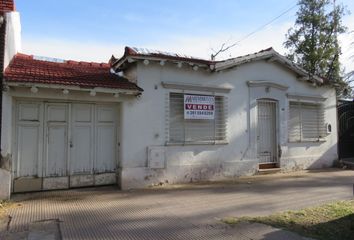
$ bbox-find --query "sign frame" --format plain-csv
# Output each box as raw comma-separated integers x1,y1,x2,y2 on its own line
184,94,215,120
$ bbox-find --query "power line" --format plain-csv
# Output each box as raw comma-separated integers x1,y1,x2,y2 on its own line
211,2,298,59
235,3,298,45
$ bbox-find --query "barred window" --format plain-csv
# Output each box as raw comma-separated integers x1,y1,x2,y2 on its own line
288,102,326,142
168,92,227,144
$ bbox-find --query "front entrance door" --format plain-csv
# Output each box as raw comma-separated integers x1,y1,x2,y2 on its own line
257,99,277,165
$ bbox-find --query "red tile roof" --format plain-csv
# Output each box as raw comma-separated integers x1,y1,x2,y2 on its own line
4,53,143,91
111,46,214,70
125,46,214,65
112,46,324,85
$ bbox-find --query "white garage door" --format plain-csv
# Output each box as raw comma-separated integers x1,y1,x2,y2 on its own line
13,101,119,192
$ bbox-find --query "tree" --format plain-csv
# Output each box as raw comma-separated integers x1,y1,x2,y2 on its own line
284,0,348,95
345,34,354,96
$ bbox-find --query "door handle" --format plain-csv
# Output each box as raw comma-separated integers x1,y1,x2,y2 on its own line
69,140,73,148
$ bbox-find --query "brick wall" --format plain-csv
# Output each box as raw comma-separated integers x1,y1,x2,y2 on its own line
0,0,14,12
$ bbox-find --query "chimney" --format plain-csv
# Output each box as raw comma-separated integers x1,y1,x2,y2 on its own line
1,0,18,197
0,0,15,13
1,0,21,71
0,0,15,72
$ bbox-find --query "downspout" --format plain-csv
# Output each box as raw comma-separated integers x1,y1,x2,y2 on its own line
240,82,251,160
0,14,6,159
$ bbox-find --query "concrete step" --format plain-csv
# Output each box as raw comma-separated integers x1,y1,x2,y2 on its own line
257,168,281,175
337,158,354,170
341,161,354,170
259,163,278,169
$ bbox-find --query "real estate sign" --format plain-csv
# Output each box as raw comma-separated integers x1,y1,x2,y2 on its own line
184,94,215,120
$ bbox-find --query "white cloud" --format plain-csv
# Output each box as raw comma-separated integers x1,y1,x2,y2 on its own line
143,21,293,60
22,38,125,63
22,22,292,62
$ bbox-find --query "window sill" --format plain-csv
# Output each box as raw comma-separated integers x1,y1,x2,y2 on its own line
166,140,229,146
288,139,326,143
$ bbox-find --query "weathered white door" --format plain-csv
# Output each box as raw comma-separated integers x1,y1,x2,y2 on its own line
44,103,68,177
14,102,44,192
95,105,117,173
70,103,94,175
15,103,43,178
257,100,277,164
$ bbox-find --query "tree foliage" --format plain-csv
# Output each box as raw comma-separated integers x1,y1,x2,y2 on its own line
284,0,348,96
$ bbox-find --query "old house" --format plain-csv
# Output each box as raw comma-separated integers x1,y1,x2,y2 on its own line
0,0,338,199
110,47,337,189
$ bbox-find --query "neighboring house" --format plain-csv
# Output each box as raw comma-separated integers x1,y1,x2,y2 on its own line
0,1,142,198
0,0,338,199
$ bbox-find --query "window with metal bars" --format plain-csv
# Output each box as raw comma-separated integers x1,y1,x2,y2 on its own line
288,102,326,142
168,92,227,144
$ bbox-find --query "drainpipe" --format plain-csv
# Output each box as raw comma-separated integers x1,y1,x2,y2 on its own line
0,14,5,159
0,73,2,161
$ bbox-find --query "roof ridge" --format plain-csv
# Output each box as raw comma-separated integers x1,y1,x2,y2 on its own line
126,46,276,62
16,53,33,59
114,46,278,70
125,46,212,62
14,53,109,68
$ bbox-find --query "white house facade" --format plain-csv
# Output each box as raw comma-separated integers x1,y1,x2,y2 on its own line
112,47,337,189
0,1,338,199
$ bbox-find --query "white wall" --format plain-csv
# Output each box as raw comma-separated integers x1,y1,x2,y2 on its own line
120,60,338,189
0,11,21,199
1,92,12,157
1,11,21,160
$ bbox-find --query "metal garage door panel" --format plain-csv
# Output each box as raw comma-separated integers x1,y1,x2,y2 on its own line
71,104,93,174
46,125,67,176
95,105,116,173
96,126,116,172
17,125,40,177
19,103,40,121
16,102,42,178
45,104,68,177
97,106,115,122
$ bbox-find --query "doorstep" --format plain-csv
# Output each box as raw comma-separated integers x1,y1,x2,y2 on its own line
257,168,281,175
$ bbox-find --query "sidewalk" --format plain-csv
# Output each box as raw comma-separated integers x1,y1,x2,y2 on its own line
1,169,352,239
2,220,315,240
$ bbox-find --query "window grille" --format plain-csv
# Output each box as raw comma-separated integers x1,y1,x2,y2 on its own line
288,102,326,142
168,92,227,144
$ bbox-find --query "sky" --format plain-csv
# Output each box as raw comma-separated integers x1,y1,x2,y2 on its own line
15,0,354,73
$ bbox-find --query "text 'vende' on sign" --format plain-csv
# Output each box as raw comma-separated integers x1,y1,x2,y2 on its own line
184,94,215,120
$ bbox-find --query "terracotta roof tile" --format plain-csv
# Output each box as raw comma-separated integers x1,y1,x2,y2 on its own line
112,46,214,69
4,53,143,91
112,46,278,70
